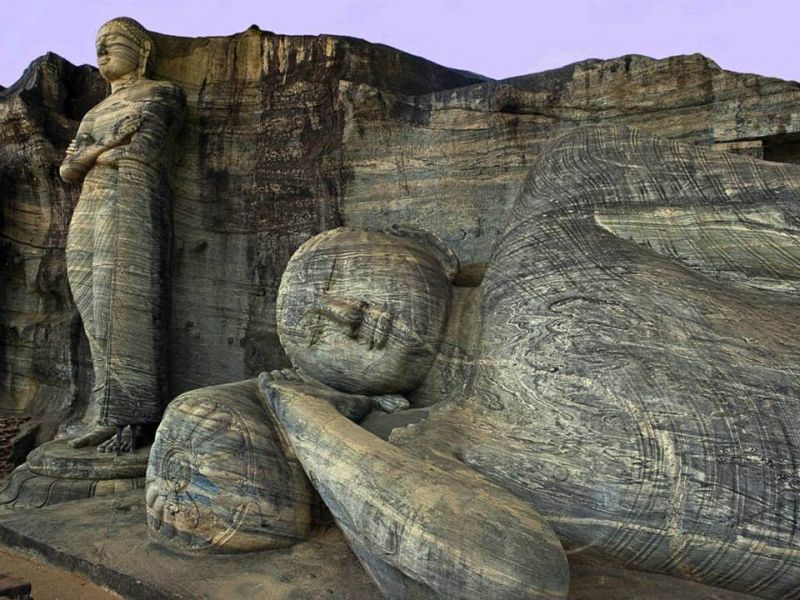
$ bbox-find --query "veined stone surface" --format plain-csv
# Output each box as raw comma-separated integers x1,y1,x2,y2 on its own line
1,25,799,440
145,27,487,399
145,378,318,553
59,18,186,433
0,54,106,436
0,27,484,427
340,54,800,265
387,125,800,598
153,118,798,595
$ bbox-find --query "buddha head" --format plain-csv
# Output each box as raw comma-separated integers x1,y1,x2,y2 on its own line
277,227,458,395
95,17,154,83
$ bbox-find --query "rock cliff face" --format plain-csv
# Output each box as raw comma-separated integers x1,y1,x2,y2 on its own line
1,26,799,434
146,29,486,397
340,54,800,266
0,54,106,437
0,28,486,432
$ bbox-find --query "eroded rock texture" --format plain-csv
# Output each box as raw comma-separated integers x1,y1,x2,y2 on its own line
2,27,799,440
264,380,570,600
140,28,486,397
393,126,800,598
0,54,106,437
0,29,483,428
61,18,186,431
341,54,800,265
146,379,317,552
194,123,800,595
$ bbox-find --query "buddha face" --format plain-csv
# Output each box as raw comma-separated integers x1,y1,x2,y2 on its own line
95,19,150,82
277,228,454,395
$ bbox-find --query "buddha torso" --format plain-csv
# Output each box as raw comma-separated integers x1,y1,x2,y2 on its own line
399,126,800,597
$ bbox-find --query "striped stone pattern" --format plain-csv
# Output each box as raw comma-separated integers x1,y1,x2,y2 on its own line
146,379,317,553
63,80,184,426
399,125,800,598
264,380,570,600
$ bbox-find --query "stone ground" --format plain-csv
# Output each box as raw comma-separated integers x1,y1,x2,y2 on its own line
0,547,120,600
0,489,760,600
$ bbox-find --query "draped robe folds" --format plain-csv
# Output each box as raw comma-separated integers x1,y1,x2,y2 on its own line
145,124,800,598
65,80,184,427
396,126,800,598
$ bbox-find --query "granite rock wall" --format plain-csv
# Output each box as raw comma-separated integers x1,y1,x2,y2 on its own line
1,27,799,434
0,28,486,430
0,55,106,438
340,54,800,266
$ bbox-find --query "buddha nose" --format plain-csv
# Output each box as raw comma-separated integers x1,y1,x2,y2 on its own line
311,295,366,338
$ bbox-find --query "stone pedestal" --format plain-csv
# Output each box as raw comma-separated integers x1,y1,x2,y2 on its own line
0,439,148,509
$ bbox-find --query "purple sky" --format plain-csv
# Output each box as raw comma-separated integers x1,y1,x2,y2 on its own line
2,1,798,88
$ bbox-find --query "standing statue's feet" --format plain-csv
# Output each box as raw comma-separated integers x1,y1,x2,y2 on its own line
97,424,154,454
66,425,118,449
98,426,131,454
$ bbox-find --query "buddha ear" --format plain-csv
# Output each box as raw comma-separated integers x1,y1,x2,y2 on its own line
138,39,151,78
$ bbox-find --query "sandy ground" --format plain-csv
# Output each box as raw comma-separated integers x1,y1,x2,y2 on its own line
0,546,122,600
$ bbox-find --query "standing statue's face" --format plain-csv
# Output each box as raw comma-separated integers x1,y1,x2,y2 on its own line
95,27,143,82
277,229,453,395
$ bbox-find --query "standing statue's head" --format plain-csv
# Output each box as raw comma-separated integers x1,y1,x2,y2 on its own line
96,17,154,83
277,227,459,395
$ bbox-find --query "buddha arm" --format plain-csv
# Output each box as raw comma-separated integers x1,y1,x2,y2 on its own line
258,369,408,422
96,85,184,168
59,115,97,183
261,380,570,600
59,111,147,182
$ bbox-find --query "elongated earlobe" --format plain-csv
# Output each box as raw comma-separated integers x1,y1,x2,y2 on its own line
139,39,151,78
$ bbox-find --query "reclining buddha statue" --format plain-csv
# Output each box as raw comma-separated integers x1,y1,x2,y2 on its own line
146,125,800,600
